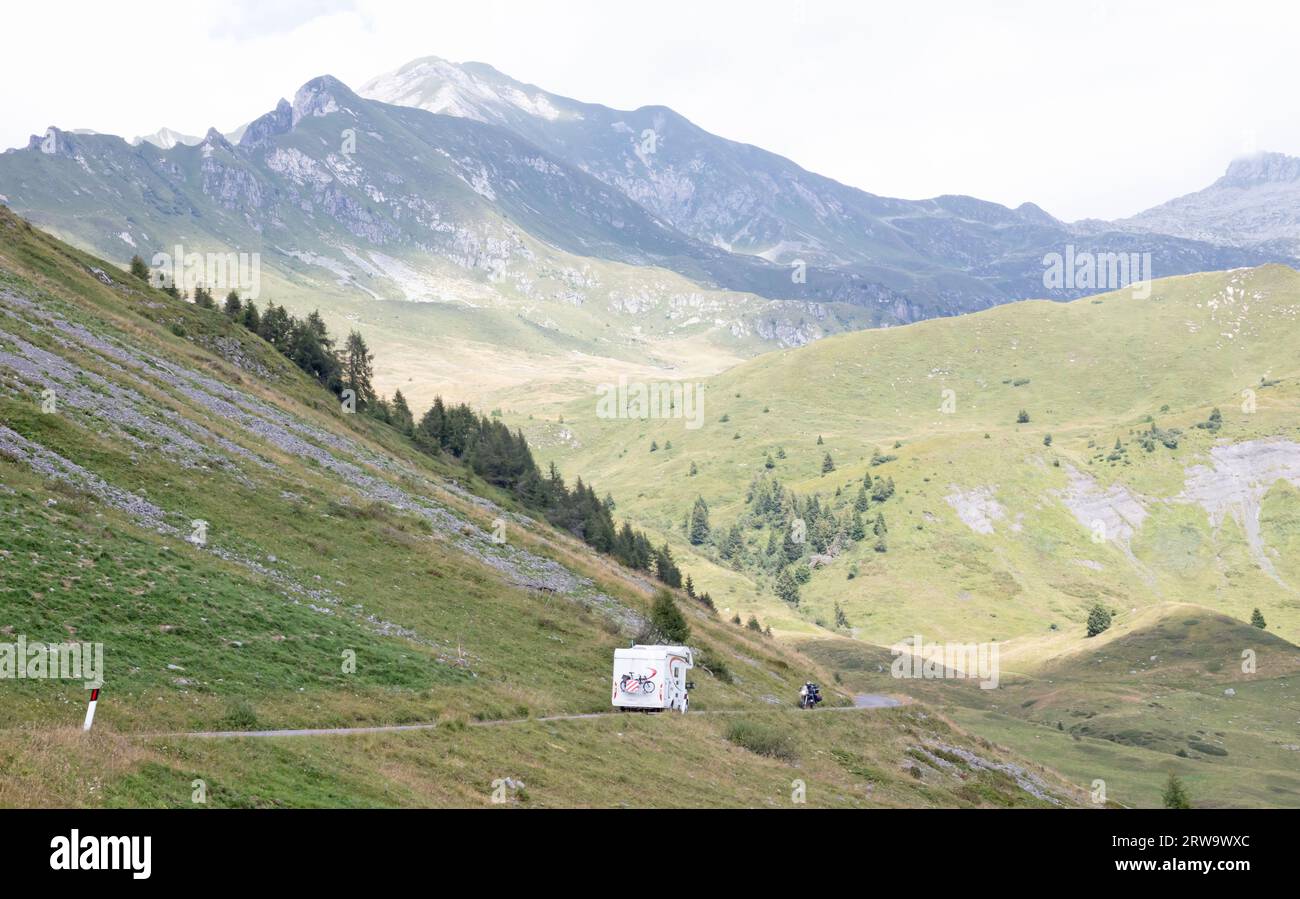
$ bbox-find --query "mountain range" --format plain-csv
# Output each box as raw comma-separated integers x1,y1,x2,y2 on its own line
362,57,1290,302
2,57,1297,408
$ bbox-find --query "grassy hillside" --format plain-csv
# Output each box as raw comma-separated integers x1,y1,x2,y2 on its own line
514,264,1300,808
0,207,1082,808
529,265,1300,646
800,604,1300,808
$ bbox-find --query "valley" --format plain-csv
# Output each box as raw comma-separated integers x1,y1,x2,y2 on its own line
517,265,1300,807
2,47,1299,813
0,205,1086,808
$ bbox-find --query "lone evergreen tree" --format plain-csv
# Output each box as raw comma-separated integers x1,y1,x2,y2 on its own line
128,255,150,282
1161,772,1191,809
223,290,242,317
649,589,690,643
1250,608,1267,629
1086,603,1112,637
822,452,835,473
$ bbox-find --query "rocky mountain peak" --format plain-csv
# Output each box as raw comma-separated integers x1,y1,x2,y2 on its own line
1216,151,1300,188
292,75,357,127
201,127,233,152
238,98,293,149
26,127,74,157
361,57,571,126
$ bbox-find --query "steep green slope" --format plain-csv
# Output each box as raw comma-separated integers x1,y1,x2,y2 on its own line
0,208,1080,808
530,265,1300,647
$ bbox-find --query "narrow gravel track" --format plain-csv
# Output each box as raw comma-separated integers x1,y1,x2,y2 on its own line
147,694,904,739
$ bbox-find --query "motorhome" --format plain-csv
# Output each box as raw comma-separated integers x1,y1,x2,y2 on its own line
611,645,693,713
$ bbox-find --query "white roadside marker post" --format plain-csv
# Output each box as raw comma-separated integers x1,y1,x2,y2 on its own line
83,687,100,732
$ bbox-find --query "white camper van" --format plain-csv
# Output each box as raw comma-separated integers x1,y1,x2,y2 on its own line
611,645,694,713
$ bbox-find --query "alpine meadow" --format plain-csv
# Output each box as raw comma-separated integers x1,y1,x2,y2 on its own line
1,3,1299,863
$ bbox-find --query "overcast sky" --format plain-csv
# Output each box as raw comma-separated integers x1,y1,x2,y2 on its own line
3,0,1294,220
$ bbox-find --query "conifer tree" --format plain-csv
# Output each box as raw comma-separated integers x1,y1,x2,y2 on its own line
1086,603,1112,637
650,589,690,643
240,299,260,332
341,330,376,410
688,496,711,545
850,510,866,540
129,255,150,282
782,523,803,563
1161,773,1191,809
390,390,415,435
775,567,800,605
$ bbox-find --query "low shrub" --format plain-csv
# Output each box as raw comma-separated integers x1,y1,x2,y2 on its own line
725,719,796,761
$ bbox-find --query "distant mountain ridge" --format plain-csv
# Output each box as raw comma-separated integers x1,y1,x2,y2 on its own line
1,74,888,407
361,56,1284,303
